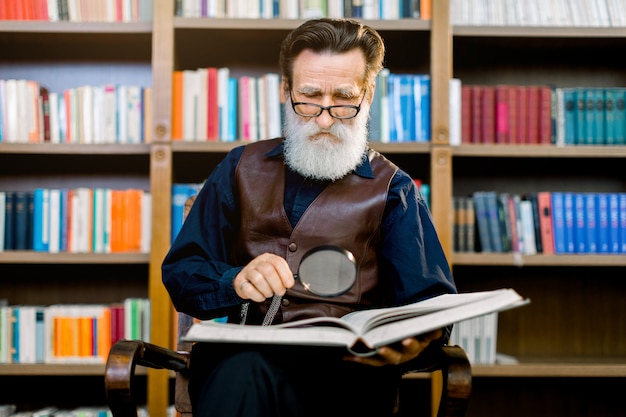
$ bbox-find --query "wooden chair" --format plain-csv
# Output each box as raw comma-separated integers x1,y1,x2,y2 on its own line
104,195,472,417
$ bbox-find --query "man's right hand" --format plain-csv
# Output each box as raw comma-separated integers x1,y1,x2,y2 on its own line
234,253,295,302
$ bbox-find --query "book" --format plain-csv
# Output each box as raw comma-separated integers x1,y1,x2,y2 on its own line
182,288,528,357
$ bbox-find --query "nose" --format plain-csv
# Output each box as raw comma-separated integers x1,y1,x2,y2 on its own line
315,108,336,129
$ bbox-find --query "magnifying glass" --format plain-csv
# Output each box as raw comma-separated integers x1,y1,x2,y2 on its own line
294,245,357,297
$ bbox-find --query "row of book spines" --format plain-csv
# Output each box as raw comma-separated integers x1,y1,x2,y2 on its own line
171,69,283,143
0,405,117,417
0,0,152,22
449,312,498,365
556,87,626,146
450,0,626,28
175,0,431,20
460,84,626,146
460,191,626,255
0,80,152,145
0,188,151,254
0,298,149,364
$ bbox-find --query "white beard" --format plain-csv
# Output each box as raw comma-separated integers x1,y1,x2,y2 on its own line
282,102,370,182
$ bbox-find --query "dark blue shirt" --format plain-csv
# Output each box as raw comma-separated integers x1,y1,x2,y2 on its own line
162,142,456,320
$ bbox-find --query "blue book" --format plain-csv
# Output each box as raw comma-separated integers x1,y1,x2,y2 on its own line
393,73,415,142
562,88,577,145
583,88,596,145
11,307,19,363
563,192,575,253
592,88,605,145
171,183,202,243
574,88,586,145
551,192,566,254
608,193,620,254
573,193,586,253
13,191,32,251
596,193,610,253
472,191,492,253
32,188,50,252
484,191,504,253
416,74,431,142
226,77,238,142
584,193,598,254
614,88,626,145
619,193,626,253
604,88,616,145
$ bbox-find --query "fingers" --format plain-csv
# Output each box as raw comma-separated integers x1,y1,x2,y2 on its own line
344,329,443,367
235,253,295,302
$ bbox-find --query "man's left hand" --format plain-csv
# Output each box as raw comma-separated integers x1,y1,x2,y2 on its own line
343,328,443,367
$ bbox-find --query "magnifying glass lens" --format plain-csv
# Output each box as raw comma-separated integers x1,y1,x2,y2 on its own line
297,246,357,297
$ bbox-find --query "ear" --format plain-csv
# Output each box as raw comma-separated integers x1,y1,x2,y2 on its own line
280,77,289,104
366,82,376,105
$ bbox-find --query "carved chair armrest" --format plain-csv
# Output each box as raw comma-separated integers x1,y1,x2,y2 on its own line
105,339,190,417
435,345,472,417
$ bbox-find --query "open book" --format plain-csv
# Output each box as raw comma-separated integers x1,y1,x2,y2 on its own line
182,288,529,357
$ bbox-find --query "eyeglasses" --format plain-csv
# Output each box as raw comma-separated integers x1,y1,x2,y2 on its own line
290,89,366,120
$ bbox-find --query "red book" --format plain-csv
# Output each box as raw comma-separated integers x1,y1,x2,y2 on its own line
538,86,553,144
537,191,554,255
495,85,509,144
461,85,472,144
516,86,528,144
480,86,495,144
470,85,482,143
206,67,219,141
507,85,518,144
526,86,540,144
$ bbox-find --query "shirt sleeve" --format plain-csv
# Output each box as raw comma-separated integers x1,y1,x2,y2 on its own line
162,146,247,320
379,169,457,305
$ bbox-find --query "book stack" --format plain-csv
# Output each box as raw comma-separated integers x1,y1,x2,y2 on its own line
0,298,150,364
461,190,626,254
0,188,151,253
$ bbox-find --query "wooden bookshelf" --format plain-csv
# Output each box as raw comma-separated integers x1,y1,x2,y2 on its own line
2,1,625,416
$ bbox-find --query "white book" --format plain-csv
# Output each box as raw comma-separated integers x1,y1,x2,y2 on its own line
195,68,208,142
449,78,462,146
78,85,94,144
140,191,151,253
248,76,259,142
256,75,268,140
126,86,143,144
264,72,282,139
183,288,529,357
0,306,10,362
520,199,537,255
47,0,59,20
280,0,299,19
378,68,390,143
58,93,67,143
92,85,104,144
117,85,128,144
102,85,117,143
183,70,200,141
217,67,230,141
48,189,61,254
18,306,38,364
48,92,60,144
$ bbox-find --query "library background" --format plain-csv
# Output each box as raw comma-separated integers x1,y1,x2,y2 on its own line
1,0,625,417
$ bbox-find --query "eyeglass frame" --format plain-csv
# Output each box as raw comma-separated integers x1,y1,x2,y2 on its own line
289,88,367,120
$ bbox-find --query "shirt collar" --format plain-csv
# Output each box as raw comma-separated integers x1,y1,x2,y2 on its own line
266,140,375,179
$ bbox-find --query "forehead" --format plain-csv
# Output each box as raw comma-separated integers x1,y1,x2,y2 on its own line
291,49,366,91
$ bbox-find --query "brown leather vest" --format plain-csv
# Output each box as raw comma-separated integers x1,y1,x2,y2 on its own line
233,138,398,324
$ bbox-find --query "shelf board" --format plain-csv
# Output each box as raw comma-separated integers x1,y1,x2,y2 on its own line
471,362,626,377
174,17,430,32
451,144,626,158
453,25,626,38
0,21,152,34
0,143,151,155
0,252,149,264
0,363,147,376
452,252,626,266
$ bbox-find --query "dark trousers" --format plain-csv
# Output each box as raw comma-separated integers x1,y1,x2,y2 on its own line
189,343,402,417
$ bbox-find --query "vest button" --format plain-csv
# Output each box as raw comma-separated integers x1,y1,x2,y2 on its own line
288,242,297,252
281,298,290,306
